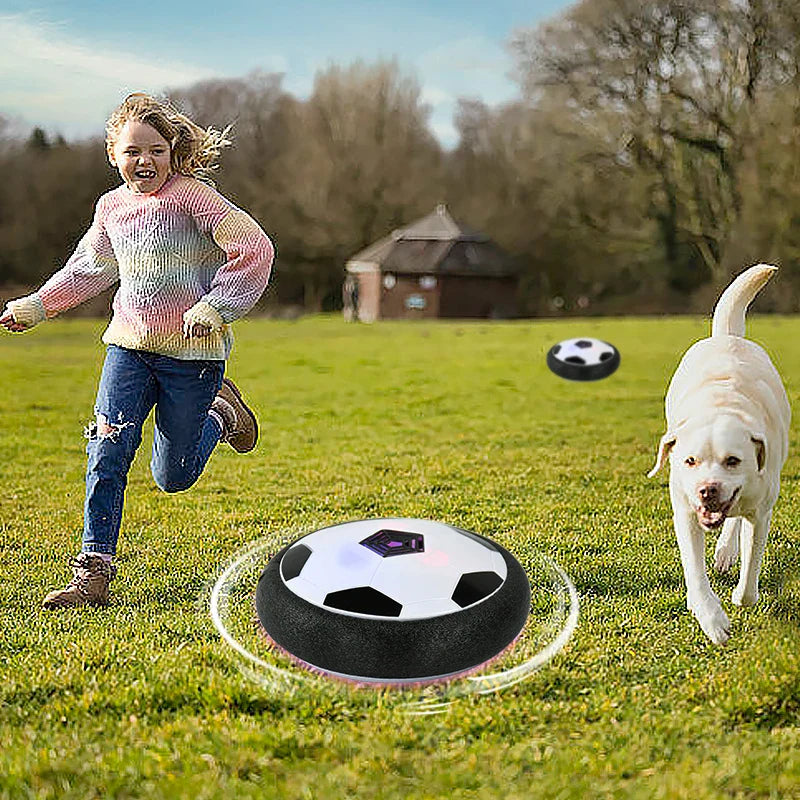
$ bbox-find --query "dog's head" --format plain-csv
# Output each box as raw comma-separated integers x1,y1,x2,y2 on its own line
648,414,766,530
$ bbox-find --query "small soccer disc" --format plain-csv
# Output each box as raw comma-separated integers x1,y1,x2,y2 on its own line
546,337,620,381
254,518,531,685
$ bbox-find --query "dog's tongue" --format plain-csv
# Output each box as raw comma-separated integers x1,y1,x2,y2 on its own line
698,507,725,529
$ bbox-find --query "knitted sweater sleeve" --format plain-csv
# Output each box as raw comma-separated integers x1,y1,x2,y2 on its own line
36,195,119,317
189,182,274,323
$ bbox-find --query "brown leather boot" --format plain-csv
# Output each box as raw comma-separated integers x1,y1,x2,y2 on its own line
211,378,258,453
42,553,116,610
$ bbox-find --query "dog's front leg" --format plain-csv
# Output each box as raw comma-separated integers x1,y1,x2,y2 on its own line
732,513,770,607
673,508,731,644
714,517,742,573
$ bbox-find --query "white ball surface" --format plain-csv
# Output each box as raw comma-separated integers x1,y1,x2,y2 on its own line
551,337,615,367
281,518,508,620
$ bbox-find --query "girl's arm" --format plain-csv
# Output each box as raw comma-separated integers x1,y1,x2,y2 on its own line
183,184,274,331
36,197,120,319
2,198,119,331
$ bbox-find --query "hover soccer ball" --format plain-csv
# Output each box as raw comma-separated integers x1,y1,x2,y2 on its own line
255,518,531,685
546,337,620,381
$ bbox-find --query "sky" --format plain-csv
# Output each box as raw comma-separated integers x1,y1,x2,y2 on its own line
2,1,574,148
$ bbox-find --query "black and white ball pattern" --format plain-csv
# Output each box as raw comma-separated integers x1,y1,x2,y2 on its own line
255,518,531,683
547,337,620,381
279,519,508,619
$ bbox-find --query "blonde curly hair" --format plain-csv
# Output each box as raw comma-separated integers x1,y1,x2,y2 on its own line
105,92,232,184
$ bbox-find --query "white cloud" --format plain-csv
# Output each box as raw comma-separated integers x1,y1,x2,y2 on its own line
0,12,523,148
416,35,518,104
420,85,452,108
413,36,519,150
0,14,216,137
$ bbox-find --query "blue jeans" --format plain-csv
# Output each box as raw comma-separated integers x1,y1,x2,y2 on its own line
82,345,225,555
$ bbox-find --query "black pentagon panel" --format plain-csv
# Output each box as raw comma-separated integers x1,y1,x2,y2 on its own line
599,351,613,361
452,571,503,608
564,356,586,365
280,544,312,581
360,529,425,558
324,586,403,617
576,340,593,348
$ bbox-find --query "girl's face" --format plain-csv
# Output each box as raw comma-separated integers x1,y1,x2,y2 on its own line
109,120,172,194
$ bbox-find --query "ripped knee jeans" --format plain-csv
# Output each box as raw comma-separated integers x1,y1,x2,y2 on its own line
82,345,224,555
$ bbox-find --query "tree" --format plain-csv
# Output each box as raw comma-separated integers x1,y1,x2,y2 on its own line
270,60,443,309
0,137,115,285
444,92,659,314
27,127,50,151
510,0,796,294
168,70,287,211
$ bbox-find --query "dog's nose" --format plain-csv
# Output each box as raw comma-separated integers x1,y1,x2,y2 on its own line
699,483,720,503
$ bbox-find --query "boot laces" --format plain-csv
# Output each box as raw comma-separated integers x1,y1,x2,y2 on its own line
67,554,114,595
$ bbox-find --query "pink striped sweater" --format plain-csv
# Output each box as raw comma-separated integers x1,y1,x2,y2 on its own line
34,174,274,360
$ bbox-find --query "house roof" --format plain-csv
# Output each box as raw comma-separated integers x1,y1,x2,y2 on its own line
347,205,517,277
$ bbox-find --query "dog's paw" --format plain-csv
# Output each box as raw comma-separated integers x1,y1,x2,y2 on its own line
732,585,759,607
689,600,731,645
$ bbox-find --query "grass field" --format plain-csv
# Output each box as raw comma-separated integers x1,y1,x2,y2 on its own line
1,314,799,799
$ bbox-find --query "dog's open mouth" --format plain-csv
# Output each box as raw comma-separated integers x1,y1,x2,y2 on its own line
696,488,740,529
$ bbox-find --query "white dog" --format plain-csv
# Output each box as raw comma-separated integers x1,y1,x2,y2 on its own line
649,264,790,644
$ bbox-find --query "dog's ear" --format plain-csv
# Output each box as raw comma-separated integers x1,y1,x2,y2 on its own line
648,432,676,477
751,433,767,472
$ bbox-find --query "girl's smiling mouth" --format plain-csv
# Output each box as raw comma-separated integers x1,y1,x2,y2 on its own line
109,119,172,193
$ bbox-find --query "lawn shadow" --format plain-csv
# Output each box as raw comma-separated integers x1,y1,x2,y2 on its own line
761,531,800,626
568,556,684,599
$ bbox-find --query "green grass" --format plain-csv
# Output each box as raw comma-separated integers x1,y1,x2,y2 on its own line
1,314,799,799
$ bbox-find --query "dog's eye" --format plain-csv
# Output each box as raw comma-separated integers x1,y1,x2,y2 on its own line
685,457,697,467
725,456,742,468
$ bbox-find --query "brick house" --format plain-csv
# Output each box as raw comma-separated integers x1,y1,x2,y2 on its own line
344,205,518,321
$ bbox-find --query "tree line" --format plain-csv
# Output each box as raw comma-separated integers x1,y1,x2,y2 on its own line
3,0,800,316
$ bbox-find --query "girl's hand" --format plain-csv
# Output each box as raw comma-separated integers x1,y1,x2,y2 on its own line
183,322,212,338
0,308,28,333
1,296,45,331
182,300,224,339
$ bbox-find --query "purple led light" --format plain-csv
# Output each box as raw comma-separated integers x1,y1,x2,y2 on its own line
360,529,425,558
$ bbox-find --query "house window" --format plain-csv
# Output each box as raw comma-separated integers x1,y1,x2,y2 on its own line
419,275,437,290
405,294,427,310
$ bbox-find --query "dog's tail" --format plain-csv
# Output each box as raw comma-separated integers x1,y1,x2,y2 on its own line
711,263,777,338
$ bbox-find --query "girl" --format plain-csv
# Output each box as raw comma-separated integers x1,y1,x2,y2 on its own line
0,93,274,609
